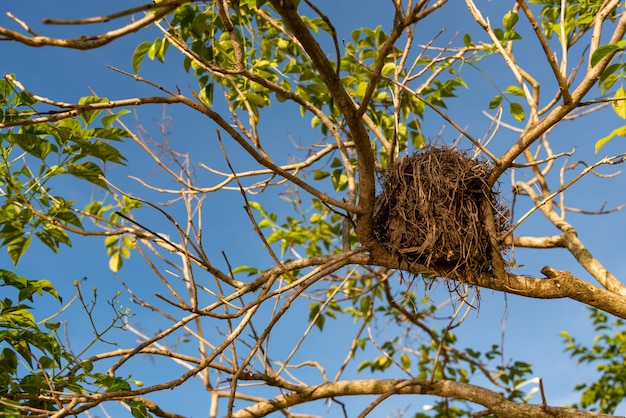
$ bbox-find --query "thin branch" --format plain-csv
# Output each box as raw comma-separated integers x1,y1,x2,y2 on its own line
0,1,187,49
516,0,572,104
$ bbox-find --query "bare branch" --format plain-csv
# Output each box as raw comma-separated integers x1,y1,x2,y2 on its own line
232,378,621,418
0,1,188,49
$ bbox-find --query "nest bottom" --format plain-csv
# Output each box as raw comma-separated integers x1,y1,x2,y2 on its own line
373,146,509,282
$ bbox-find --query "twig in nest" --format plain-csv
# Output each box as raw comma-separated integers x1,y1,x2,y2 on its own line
373,146,510,287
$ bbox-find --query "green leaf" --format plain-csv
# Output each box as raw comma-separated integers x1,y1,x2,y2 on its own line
11,133,55,160
7,235,31,266
43,224,71,247
132,42,153,73
331,169,348,191
595,125,626,153
309,303,324,331
148,38,163,61
590,44,620,67
400,353,411,370
489,95,503,109
612,86,626,119
381,62,396,75
104,236,119,247
509,102,525,121
463,33,472,47
505,85,525,97
129,401,150,418
91,127,131,141
199,83,214,106
313,170,330,180
502,11,519,32
66,162,108,190
109,252,122,272
78,140,126,164
101,109,130,128
257,219,272,228
78,96,109,127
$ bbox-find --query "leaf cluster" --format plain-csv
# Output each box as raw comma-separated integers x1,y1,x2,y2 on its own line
0,77,133,264
562,308,626,414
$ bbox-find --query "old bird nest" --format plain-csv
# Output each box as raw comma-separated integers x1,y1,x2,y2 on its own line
373,146,510,282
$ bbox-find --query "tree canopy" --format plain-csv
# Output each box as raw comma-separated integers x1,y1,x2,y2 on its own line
1,0,626,417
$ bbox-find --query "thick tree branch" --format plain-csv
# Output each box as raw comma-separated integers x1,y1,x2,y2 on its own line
268,0,377,241
367,249,626,319
232,378,620,418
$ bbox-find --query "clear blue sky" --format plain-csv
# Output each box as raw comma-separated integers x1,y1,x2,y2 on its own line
2,1,626,416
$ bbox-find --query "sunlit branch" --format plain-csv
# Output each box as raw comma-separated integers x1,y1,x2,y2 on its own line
492,25,625,185
516,0,572,105
588,0,624,66
514,180,626,295
269,0,376,237
231,378,622,418
354,1,449,120
505,234,565,248
0,0,188,49
465,0,536,116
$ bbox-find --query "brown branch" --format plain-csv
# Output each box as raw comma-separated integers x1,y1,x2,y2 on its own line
42,3,160,25
477,267,626,319
355,0,448,120
268,0,376,241
506,235,566,248
517,0,572,105
0,1,188,49
490,5,626,185
365,247,626,319
231,378,620,418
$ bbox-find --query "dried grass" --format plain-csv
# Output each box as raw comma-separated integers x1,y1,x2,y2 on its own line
373,146,509,282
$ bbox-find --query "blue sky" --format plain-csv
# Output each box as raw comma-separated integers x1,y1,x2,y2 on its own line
2,1,626,417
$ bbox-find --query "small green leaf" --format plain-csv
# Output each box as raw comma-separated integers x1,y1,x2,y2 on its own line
381,62,396,75
489,95,503,109
493,28,504,41
14,92,37,107
309,303,324,331
509,102,525,121
109,252,122,272
78,96,108,127
463,33,472,47
247,201,263,212
11,134,55,160
147,38,160,61
119,246,130,259
400,353,411,370
505,85,525,97
82,361,94,373
129,402,150,418
502,11,519,32
590,44,620,67
612,86,626,119
199,83,214,106
132,42,152,73
104,236,119,247
595,125,626,153
313,170,330,180
257,219,273,228
43,224,71,247
101,109,130,128
66,162,108,190
8,235,31,266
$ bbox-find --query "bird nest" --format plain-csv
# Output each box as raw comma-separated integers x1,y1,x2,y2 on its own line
373,146,509,283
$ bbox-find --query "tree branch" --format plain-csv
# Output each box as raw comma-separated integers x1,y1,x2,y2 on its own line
232,378,621,418
0,0,189,49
